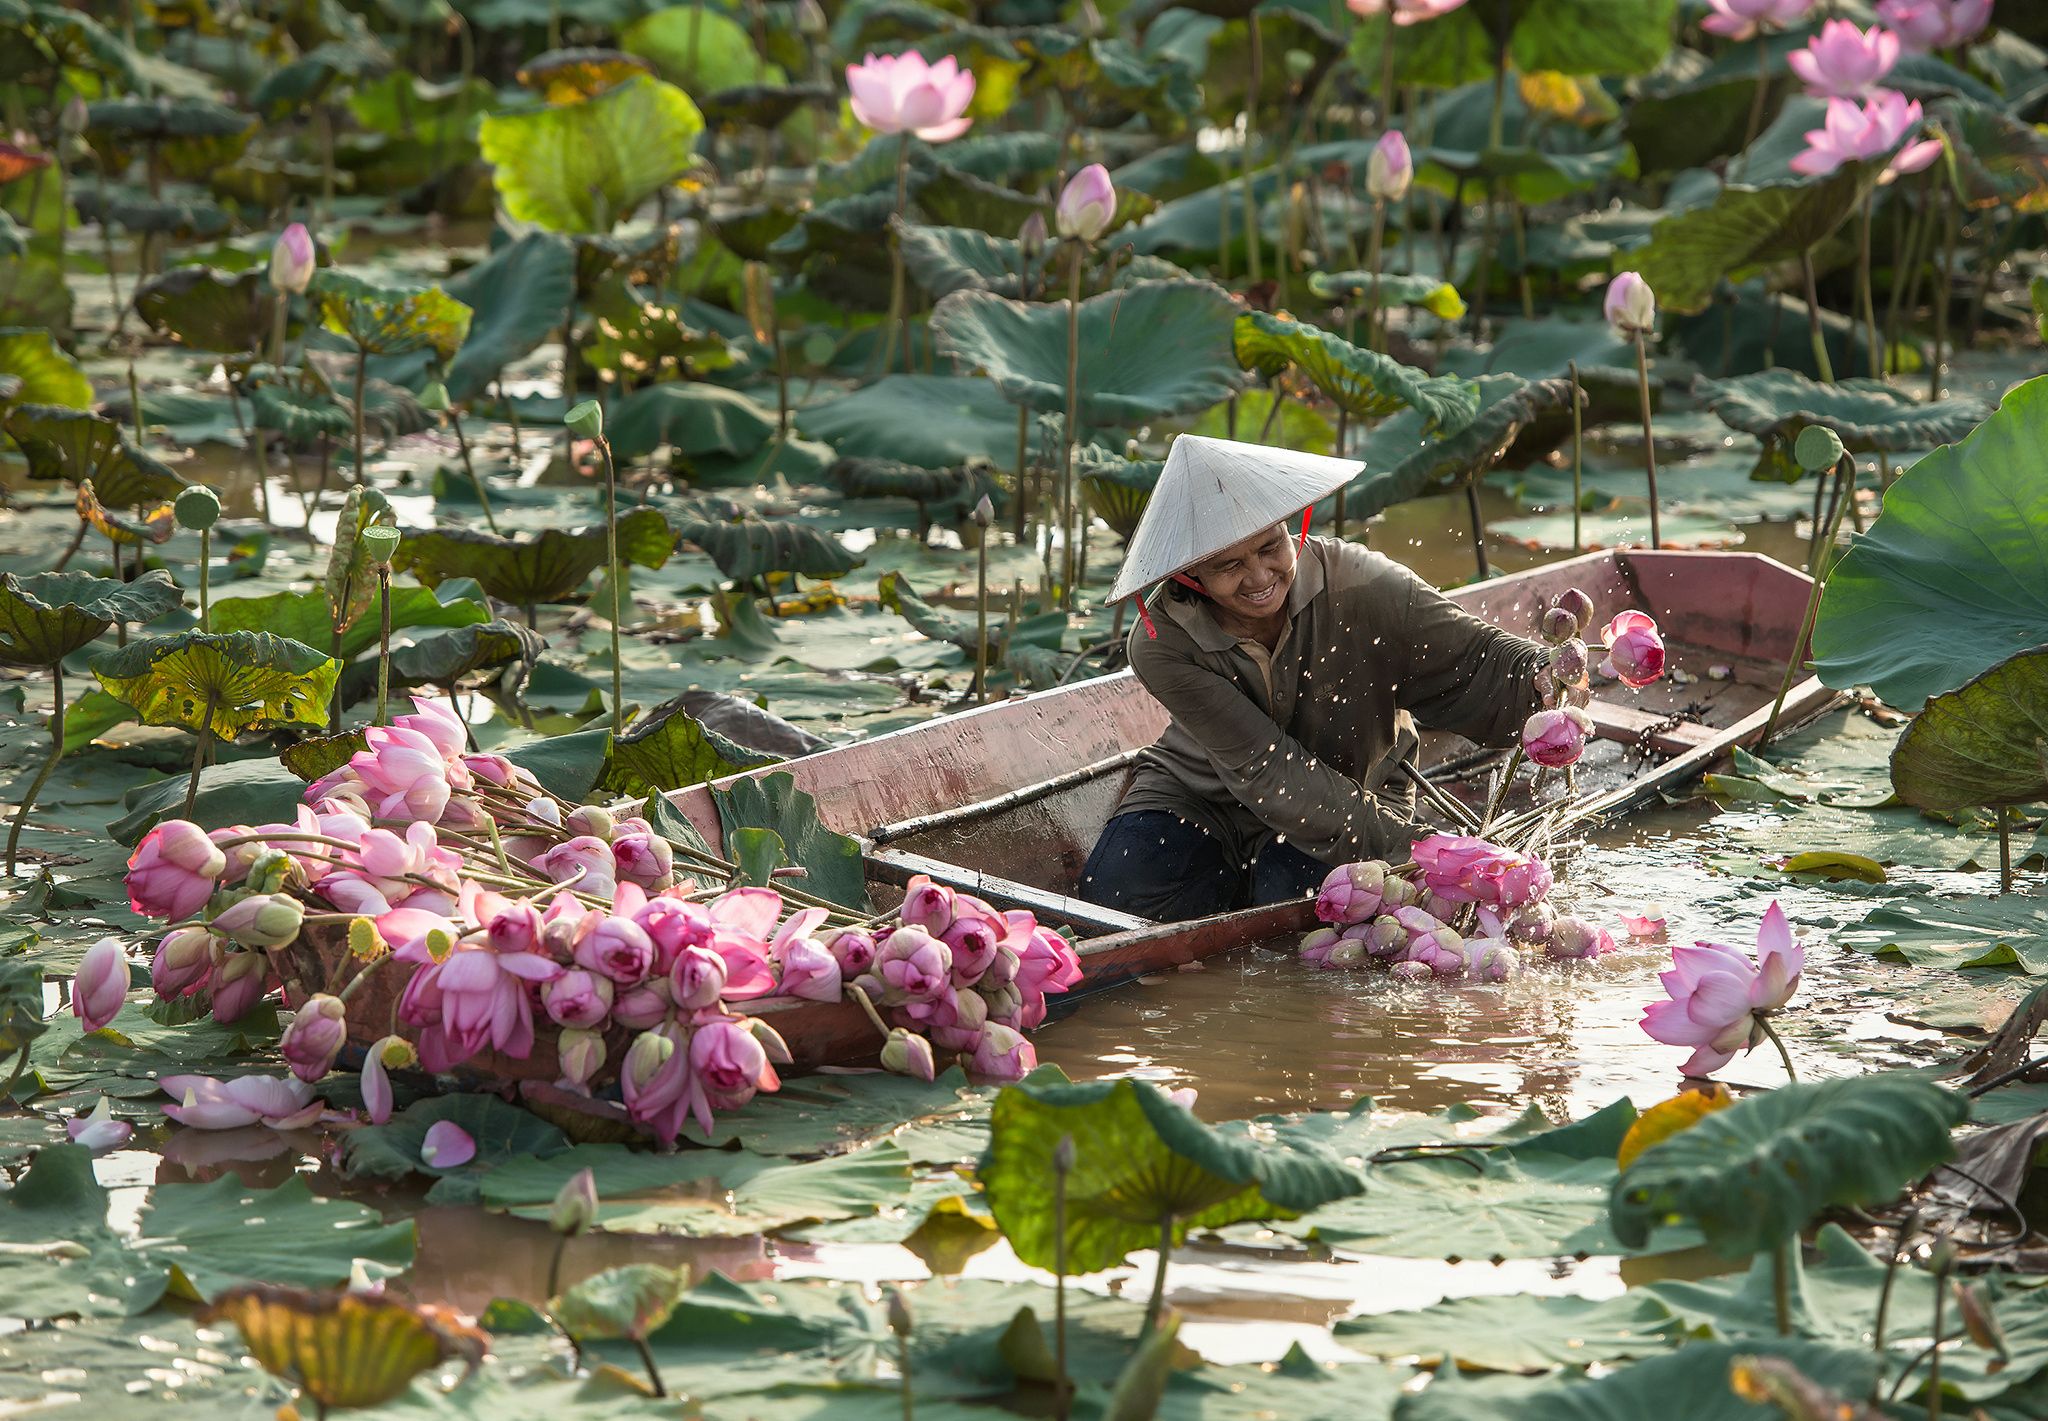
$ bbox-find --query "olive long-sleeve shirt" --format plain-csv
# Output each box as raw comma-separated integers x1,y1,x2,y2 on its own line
1117,537,1547,868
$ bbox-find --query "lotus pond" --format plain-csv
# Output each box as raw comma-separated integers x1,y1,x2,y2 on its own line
3,0,2048,1416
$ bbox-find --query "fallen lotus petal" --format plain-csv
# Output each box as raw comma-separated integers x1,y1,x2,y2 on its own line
420,1120,477,1169
66,1096,133,1151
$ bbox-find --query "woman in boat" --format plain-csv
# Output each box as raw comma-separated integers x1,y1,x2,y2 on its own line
1077,435,1547,922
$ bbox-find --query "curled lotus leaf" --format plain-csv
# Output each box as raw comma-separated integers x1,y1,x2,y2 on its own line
83,95,251,140
1078,450,1166,542
828,456,999,519
398,507,674,607
1609,1072,1965,1258
979,1077,1365,1276
386,618,545,689
70,187,232,239
1889,646,2048,813
550,1263,689,1343
876,570,1064,657
601,696,766,798
671,511,863,584
207,1284,487,1411
1936,97,2048,213
1339,376,1577,522
77,481,175,545
699,82,834,132
1234,311,1481,433
93,629,342,738
0,330,93,409
1624,171,1867,316
1307,270,1468,321
515,46,654,103
1812,373,2048,709
932,279,1247,429
0,569,183,668
1699,370,1993,482
478,75,704,234
326,486,399,638
133,266,281,354
310,270,473,359
251,383,353,445
4,404,185,506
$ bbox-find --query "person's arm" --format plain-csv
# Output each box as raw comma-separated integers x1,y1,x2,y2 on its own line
1393,570,1548,747
1132,635,1419,863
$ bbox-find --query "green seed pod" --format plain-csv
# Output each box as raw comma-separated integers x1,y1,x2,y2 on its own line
1793,424,1846,473
565,399,604,441
360,526,401,568
174,485,221,531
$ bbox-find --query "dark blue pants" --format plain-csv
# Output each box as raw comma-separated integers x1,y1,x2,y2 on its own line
1077,810,1332,922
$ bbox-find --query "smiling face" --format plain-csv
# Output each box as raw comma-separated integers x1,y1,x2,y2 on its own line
1190,523,1297,637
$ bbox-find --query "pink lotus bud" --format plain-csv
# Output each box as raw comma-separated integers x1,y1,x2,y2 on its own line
825,928,878,975
1522,708,1587,769
621,1028,676,1093
1326,938,1368,969
1876,0,1990,53
612,977,674,1031
1547,914,1617,960
551,1166,600,1235
66,1095,132,1151
1018,210,1047,258
573,914,655,986
899,875,955,936
210,949,271,1022
151,927,214,999
420,1120,475,1168
1604,272,1655,338
943,914,1002,987
776,937,842,1003
211,892,305,949
280,993,348,1082
875,927,952,1005
1598,610,1666,688
269,222,316,294
1462,937,1520,982
72,937,129,1033
535,836,617,897
613,834,674,889
1551,588,1595,630
1299,926,1341,967
1539,605,1578,644
1388,959,1433,983
1508,902,1556,946
968,1022,1036,1081
670,944,728,1011
1367,129,1412,202
555,1029,606,1091
1378,875,1419,910
907,985,989,1052
565,805,617,840
1055,163,1115,242
689,1017,774,1123
542,969,615,1029
1315,860,1389,925
127,819,227,921
1549,638,1589,686
1702,0,1814,41
880,1026,937,1081
1365,915,1408,958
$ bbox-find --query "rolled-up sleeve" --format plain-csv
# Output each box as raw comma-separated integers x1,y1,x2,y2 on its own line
1392,572,1548,747
1131,636,1418,863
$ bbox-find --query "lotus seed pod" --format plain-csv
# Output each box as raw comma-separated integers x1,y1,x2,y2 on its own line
1540,605,1578,643
1794,424,1846,472
565,398,604,441
359,526,400,568
1551,587,1596,630
174,485,220,531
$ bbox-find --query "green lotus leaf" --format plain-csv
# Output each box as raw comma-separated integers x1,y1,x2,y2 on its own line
387,618,545,689
250,383,352,445
479,75,704,235
1936,96,2048,212
1306,270,1466,319
133,265,280,354
1623,36,1800,177
311,270,473,359
279,730,368,783
69,187,231,238
912,167,1048,238
1436,315,1638,406
764,193,898,304
354,71,497,141
398,507,674,609
325,486,399,640
1811,374,2047,709
0,570,182,667
84,94,249,141
1350,0,1674,91
210,582,488,663
1016,31,1199,133
1341,375,1576,523
712,771,866,910
829,456,999,527
698,81,832,132
439,232,577,402
1624,170,1869,316
672,512,862,584
3,404,185,505
601,696,768,798
341,1094,571,1201
582,280,740,383
1889,646,2048,813
978,1077,1364,1276
620,6,782,93
1609,1072,1965,1258
1077,447,1167,542
0,329,92,408
795,374,1023,470
1700,370,1993,481
1234,311,1480,432
605,382,776,463
897,222,1043,302
932,278,1245,429
875,570,1064,658
0,1,137,85
92,630,342,739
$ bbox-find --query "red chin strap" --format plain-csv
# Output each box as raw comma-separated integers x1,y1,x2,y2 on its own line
1300,507,1313,545
1138,518,1309,638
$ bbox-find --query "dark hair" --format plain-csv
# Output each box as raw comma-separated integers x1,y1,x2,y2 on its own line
1164,576,1201,602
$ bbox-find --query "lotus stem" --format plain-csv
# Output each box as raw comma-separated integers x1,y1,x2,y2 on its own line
1365,199,1386,354
1761,454,1850,745
1771,1240,1791,1336
1242,11,1263,286
197,527,210,631
1927,1256,1948,1419
1857,190,1881,380
876,135,912,379
184,687,219,819
1464,473,1489,580
1997,810,2012,895
1884,179,1932,374
1568,360,1584,555
1930,183,1955,400
974,527,989,705
596,434,623,736
1755,1013,1797,1083
446,398,498,534
270,285,289,372
0,1045,28,1102
1735,38,1771,181
6,666,63,876
1480,744,1523,834
1012,403,1030,541
847,982,892,1040
631,1335,666,1397
1054,1136,1072,1421
55,522,86,573
1145,1214,1172,1334
337,952,388,1006
1799,252,1835,384
374,563,392,727
1631,331,1661,550
1872,1207,1920,1368
351,347,368,485
1058,244,1082,608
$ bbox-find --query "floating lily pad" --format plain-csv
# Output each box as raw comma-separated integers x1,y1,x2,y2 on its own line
1699,369,1992,481
1811,372,2045,709
1837,896,2048,974
342,1094,573,1205
92,630,340,739
0,570,181,667
398,507,674,609
931,278,1245,428
132,265,279,354
479,75,704,234
795,375,1025,470
1235,311,1480,432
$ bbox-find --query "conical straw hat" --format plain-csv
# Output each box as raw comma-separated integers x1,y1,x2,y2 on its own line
1108,434,1361,602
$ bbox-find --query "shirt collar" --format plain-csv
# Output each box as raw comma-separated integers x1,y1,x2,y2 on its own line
1159,537,1329,653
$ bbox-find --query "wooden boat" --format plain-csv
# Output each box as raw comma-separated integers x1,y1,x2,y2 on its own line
658,548,1842,1070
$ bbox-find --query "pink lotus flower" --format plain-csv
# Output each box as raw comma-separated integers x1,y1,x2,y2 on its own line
66,1096,132,1151
1875,0,1992,52
1055,163,1115,243
1411,834,1553,908
399,942,561,1071
1345,0,1469,24
151,927,214,1000
776,937,842,1002
967,1022,1036,1081
542,969,615,1029
881,1025,937,1080
1604,272,1655,338
535,836,618,898
825,928,878,975
269,222,315,294
327,720,471,825
1701,0,1813,39
421,1121,476,1169
1640,902,1804,1076
1315,860,1389,925
1791,90,1942,181
1788,20,1900,98
1367,130,1412,202
845,51,975,142
161,1072,322,1130
127,819,225,921
72,937,128,1033
280,993,348,1082
1598,610,1667,688
1521,707,1589,769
